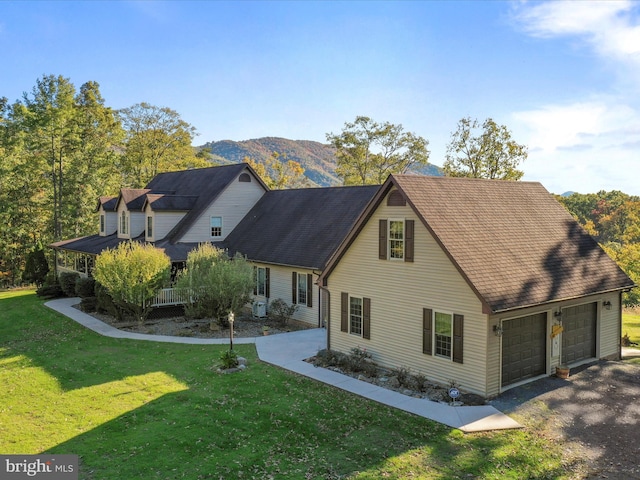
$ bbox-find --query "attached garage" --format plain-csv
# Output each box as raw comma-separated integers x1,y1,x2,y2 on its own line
562,302,597,364
501,313,547,387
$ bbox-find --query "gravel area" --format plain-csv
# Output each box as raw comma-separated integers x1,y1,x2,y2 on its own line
490,360,640,479
87,309,309,338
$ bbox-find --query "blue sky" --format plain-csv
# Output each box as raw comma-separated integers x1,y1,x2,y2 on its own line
1,1,639,195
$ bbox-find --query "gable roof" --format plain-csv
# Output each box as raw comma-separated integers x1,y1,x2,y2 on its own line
322,175,635,313
115,189,150,211
222,185,380,269
147,163,267,242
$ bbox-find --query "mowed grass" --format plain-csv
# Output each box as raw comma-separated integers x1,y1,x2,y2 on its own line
0,290,575,479
623,309,640,346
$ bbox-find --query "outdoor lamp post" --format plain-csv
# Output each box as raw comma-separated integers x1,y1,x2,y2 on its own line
228,311,235,350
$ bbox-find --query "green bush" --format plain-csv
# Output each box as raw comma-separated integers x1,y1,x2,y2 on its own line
23,249,49,286
79,296,97,312
59,272,80,297
36,284,64,299
75,277,96,298
267,298,298,327
95,282,124,321
219,349,239,370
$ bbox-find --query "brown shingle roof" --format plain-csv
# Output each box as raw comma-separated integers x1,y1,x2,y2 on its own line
392,175,635,312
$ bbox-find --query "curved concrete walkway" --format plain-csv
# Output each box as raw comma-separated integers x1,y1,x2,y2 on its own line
46,297,521,433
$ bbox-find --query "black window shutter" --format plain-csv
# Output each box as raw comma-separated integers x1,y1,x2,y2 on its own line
423,308,433,355
306,273,313,307
265,267,270,298
341,292,349,332
453,314,464,364
292,272,297,304
379,219,387,260
253,266,257,295
363,297,371,339
405,220,414,263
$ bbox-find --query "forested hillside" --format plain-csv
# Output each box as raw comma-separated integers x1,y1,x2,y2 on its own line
557,191,640,305
200,137,444,187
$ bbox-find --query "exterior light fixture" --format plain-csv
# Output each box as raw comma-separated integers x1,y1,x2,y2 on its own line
493,324,503,337
603,300,612,310
554,310,562,318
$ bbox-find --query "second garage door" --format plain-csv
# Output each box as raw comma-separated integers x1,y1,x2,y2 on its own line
502,313,547,387
562,303,597,364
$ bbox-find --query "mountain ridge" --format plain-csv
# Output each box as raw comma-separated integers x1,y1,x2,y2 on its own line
199,137,443,186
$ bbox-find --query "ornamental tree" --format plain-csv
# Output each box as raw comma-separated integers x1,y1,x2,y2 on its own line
93,241,171,323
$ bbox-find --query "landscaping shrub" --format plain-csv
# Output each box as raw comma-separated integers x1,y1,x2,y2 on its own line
75,277,96,298
59,272,80,297
23,248,49,286
79,296,97,312
36,284,64,299
95,282,124,321
267,298,298,327
219,349,239,370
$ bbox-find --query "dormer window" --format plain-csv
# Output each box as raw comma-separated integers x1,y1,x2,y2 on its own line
120,211,128,235
100,214,105,233
147,216,153,238
210,216,222,238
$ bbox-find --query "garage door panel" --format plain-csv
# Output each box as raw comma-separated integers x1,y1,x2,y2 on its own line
502,313,547,387
562,303,596,365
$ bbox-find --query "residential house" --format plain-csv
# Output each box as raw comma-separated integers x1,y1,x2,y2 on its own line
318,174,635,397
52,163,378,326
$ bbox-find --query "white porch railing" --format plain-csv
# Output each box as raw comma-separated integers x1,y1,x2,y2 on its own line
152,288,191,307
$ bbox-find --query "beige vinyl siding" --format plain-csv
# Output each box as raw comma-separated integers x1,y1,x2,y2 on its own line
145,209,187,242
180,170,265,243
99,207,117,236
253,263,319,326
598,294,621,359
327,197,489,396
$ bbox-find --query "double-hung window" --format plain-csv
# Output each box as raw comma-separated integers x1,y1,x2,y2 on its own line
389,219,405,260
120,211,128,235
210,216,222,238
292,272,312,307
349,296,363,336
147,216,153,238
297,273,307,305
100,214,105,234
256,267,267,296
423,308,463,363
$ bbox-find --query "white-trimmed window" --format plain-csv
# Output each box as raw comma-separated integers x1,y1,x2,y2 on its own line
297,273,307,305
120,210,128,235
100,214,105,233
434,312,453,359
349,296,363,336
256,267,267,296
147,216,153,238
389,219,404,260
423,308,463,364
210,216,222,238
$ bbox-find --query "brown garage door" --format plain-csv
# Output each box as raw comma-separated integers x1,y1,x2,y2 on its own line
562,303,597,364
502,313,547,387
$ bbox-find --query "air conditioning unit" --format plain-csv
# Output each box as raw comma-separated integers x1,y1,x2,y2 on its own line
252,301,267,318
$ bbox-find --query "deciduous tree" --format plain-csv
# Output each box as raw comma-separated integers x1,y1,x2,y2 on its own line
443,117,527,180
118,103,208,187
326,116,430,185
245,152,308,189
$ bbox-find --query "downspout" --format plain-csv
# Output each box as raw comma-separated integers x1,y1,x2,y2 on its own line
319,284,331,351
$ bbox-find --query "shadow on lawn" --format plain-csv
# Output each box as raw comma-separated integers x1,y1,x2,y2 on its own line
1,293,576,479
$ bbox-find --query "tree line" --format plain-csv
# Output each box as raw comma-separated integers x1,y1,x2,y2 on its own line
0,75,208,285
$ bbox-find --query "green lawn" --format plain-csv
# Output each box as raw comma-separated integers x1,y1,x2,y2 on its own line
0,290,576,479
623,310,640,346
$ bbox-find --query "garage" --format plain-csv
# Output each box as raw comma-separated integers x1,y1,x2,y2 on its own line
502,313,547,387
562,302,597,364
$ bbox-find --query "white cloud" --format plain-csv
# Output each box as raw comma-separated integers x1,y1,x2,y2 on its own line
514,100,640,194
513,0,640,62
